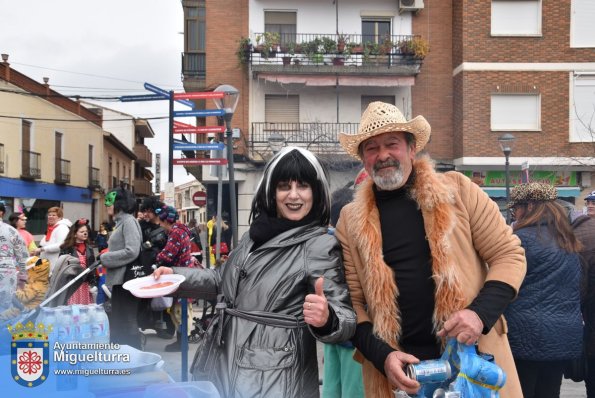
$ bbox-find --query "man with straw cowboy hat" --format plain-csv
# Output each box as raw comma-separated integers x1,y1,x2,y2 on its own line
334,101,526,397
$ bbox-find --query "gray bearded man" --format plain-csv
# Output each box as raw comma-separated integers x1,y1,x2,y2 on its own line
335,101,527,397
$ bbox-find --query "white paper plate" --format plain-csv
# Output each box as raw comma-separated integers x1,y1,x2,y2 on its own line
122,274,185,298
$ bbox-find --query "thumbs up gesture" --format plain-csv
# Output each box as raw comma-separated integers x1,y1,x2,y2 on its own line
303,277,330,328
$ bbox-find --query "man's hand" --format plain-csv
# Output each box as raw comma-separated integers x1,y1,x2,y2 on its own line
436,309,483,345
384,351,420,395
153,266,174,280
303,277,330,328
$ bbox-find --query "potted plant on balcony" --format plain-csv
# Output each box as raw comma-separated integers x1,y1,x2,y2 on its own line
282,41,296,66
398,37,429,59
255,32,280,59
304,37,324,64
337,33,349,53
236,37,252,65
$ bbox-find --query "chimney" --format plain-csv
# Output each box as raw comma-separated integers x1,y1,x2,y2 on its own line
43,76,50,96
1,53,9,81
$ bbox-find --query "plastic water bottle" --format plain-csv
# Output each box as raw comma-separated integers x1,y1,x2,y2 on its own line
90,304,110,344
77,306,92,343
56,306,74,343
36,307,58,343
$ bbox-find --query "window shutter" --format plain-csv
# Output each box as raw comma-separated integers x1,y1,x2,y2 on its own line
265,95,299,123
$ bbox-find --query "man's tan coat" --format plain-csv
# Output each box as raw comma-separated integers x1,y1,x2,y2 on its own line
335,156,526,397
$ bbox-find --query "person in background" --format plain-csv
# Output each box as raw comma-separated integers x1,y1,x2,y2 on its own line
585,191,595,218
155,205,195,352
138,196,173,339
59,218,96,305
187,219,203,266
571,212,595,397
335,101,526,397
9,212,37,255
99,188,142,349
0,201,5,221
322,183,365,398
35,206,72,274
0,216,28,315
153,147,356,396
505,182,583,398
95,223,110,252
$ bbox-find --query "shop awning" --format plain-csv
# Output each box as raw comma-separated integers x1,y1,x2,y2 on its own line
482,186,581,198
258,74,415,87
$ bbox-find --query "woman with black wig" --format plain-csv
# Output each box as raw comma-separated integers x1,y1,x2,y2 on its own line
153,147,355,397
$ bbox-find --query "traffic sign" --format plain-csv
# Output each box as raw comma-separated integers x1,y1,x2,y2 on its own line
173,109,225,118
192,191,207,207
174,92,225,100
120,94,167,102
173,143,225,151
173,126,225,134
173,158,228,166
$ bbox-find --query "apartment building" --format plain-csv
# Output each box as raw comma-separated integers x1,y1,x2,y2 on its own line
174,179,207,225
181,0,595,233
0,55,104,233
452,0,595,211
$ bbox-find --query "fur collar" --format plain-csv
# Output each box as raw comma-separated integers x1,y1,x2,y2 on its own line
348,155,466,348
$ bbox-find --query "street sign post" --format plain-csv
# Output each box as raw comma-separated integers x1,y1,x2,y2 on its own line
173,126,225,134
173,109,225,118
173,143,225,151
144,83,195,109
192,191,207,207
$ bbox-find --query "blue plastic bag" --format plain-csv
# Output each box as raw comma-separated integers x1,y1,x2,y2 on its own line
441,338,506,397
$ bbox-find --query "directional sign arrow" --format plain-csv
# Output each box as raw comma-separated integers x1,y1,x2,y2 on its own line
173,158,228,166
173,126,226,134
173,91,225,100
144,82,195,109
173,143,225,151
173,109,225,118
120,94,168,102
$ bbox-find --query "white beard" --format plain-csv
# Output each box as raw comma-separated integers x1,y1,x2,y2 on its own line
372,167,406,190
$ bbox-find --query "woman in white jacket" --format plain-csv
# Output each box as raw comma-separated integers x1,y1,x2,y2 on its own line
34,206,72,274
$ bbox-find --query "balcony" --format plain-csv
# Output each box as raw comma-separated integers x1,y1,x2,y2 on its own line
88,167,101,190
181,52,206,91
245,33,427,79
21,150,41,179
134,178,153,197
249,122,359,161
134,144,152,167
54,158,71,184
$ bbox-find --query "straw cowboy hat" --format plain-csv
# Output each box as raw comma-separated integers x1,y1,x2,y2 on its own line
339,101,431,159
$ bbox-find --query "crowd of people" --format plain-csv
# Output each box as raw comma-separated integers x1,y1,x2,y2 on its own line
3,101,595,397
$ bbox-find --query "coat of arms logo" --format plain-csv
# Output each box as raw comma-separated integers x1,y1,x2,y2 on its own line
7,320,51,387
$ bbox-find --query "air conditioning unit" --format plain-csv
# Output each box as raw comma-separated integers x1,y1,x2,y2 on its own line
399,0,424,13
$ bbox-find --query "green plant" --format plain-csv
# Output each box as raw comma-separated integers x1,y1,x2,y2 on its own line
236,37,252,65
337,33,349,52
287,41,296,56
255,32,281,59
321,36,337,54
399,37,429,59
379,35,394,55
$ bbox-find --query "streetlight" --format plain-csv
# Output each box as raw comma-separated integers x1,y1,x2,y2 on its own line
213,84,239,248
498,133,516,224
268,132,286,154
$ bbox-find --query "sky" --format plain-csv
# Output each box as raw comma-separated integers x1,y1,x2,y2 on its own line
0,0,198,191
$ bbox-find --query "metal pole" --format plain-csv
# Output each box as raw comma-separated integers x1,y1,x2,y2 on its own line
170,90,189,382
505,151,511,225
225,115,238,248
215,132,223,263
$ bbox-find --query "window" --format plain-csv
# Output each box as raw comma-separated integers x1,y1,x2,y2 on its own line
362,96,395,114
571,0,595,47
570,75,595,142
265,11,296,47
491,94,541,131
186,3,205,52
0,143,4,173
362,19,391,45
491,0,541,36
265,95,299,123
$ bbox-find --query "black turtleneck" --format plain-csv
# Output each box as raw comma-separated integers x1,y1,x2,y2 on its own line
350,177,515,375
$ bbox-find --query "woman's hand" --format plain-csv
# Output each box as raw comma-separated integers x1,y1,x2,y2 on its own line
33,248,42,256
303,277,329,328
153,266,173,280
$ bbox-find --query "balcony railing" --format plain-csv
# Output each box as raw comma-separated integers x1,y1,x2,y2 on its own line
134,144,152,167
250,122,359,159
89,167,101,189
182,52,206,80
246,33,426,71
133,178,152,196
21,150,41,179
55,158,71,184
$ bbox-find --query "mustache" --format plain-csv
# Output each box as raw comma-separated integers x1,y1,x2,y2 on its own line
373,159,400,172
